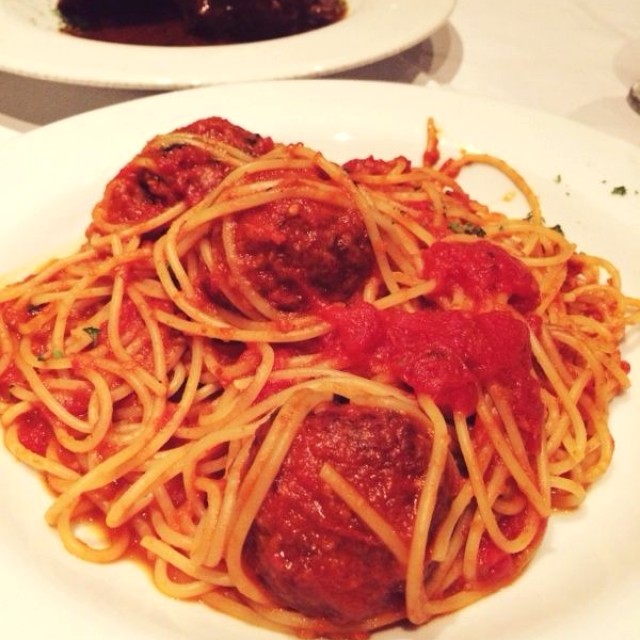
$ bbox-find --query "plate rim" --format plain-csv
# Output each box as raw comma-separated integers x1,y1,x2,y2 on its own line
0,0,457,89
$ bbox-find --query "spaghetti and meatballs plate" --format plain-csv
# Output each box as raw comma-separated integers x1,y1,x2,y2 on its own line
0,80,638,640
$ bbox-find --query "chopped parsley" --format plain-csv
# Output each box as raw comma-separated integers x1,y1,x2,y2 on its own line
27,302,46,316
448,221,486,237
611,185,627,196
83,326,101,346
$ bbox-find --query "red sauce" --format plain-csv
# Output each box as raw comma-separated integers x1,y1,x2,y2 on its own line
17,410,53,456
343,155,411,177
321,302,543,453
422,240,541,312
343,155,452,238
50,386,92,418
477,509,547,586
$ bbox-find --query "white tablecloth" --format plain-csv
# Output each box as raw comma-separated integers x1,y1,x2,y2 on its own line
0,0,638,145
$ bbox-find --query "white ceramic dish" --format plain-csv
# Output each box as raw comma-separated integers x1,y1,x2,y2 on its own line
0,0,456,89
0,80,638,640
0,124,19,144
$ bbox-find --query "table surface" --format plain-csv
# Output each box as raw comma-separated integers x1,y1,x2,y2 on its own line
0,0,639,147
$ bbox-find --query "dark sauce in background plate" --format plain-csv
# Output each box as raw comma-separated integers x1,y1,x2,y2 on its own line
57,0,347,46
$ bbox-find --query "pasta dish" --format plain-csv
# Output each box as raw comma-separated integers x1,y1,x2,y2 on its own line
0,115,637,638
57,0,347,46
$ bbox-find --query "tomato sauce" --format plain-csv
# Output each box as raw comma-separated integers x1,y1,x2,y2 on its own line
16,410,53,456
422,240,541,312
477,509,547,586
322,301,543,453
343,155,452,238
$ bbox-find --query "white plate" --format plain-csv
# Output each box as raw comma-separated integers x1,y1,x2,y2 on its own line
0,80,638,640
0,0,456,89
0,124,19,144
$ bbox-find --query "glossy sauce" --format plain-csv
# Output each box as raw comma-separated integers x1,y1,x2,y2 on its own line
248,402,461,623
93,117,274,227
323,303,543,438
61,18,213,47
57,0,347,47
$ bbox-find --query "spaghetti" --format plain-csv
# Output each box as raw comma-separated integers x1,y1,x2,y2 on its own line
0,115,638,638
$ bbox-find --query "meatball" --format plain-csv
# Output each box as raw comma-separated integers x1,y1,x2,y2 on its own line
92,117,274,228
245,402,458,624
57,0,346,44
214,195,375,313
57,0,175,28
175,0,346,41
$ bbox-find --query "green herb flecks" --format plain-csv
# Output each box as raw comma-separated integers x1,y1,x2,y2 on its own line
448,221,486,237
83,326,101,347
